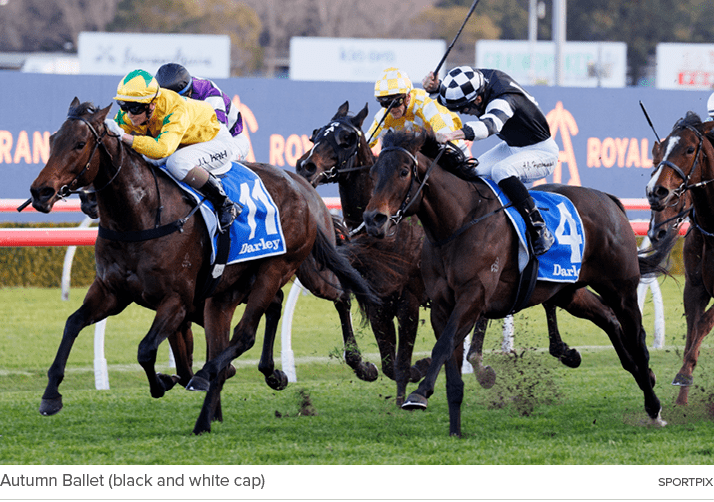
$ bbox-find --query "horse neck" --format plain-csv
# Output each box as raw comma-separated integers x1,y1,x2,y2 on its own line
94,139,161,230
690,139,714,232
415,163,488,243
337,138,376,230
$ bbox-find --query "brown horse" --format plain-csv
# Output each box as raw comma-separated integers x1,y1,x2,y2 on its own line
297,101,430,404
645,111,714,406
363,130,666,436
29,98,377,434
297,102,581,394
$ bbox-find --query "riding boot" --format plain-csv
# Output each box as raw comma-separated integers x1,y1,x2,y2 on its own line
498,176,554,256
201,174,242,233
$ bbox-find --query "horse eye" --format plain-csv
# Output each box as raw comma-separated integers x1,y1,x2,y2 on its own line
76,141,86,150
687,146,696,154
400,168,409,178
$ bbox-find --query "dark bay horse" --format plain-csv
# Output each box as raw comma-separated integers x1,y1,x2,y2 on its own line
363,130,666,436
297,102,580,395
645,111,714,406
29,98,377,434
297,101,430,404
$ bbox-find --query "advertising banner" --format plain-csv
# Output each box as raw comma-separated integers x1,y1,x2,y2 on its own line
656,42,714,90
0,71,710,222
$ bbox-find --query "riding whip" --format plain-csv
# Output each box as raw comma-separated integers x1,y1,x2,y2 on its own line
639,100,661,143
433,0,482,76
16,198,31,212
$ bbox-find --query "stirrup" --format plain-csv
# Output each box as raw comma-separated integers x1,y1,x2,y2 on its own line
217,202,240,233
531,227,554,256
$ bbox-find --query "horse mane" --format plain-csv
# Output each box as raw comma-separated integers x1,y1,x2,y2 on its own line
672,110,714,158
381,130,478,173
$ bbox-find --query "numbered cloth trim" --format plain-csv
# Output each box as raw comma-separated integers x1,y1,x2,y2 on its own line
483,178,585,283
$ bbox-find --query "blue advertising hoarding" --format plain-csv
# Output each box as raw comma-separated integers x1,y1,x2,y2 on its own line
0,70,710,222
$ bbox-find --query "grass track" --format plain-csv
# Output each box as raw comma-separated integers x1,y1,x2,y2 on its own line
1,278,713,465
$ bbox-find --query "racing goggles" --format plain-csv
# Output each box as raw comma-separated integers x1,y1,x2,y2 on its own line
378,96,406,109
117,101,149,115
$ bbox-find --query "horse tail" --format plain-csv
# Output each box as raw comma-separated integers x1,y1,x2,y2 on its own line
310,227,381,308
638,225,678,277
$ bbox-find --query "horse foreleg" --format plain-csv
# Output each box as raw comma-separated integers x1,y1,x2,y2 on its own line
466,317,496,389
161,321,195,390
40,282,127,416
258,290,289,391
444,341,465,437
136,297,188,399
394,294,425,406
337,298,378,382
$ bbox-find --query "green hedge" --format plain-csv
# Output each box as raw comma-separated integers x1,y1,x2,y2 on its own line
0,224,687,288
0,223,97,287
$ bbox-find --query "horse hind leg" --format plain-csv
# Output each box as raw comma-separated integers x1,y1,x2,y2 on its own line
466,317,496,389
158,321,195,391
543,300,581,368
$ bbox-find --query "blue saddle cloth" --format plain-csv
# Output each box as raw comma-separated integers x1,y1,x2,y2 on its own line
482,179,585,283
161,162,286,265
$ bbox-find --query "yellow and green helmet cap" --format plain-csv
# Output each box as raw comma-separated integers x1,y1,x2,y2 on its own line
114,69,161,103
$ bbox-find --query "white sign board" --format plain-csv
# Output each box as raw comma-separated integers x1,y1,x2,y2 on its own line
656,43,714,90
78,32,230,78
290,37,446,83
476,40,627,88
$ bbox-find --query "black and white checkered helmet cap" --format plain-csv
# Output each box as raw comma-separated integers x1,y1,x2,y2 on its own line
438,66,485,110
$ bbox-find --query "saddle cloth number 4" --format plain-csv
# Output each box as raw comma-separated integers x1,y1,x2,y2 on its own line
554,201,582,263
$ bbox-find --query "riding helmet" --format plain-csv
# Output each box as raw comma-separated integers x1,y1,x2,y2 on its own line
438,66,485,110
155,63,193,96
374,67,412,98
708,92,714,119
114,69,161,103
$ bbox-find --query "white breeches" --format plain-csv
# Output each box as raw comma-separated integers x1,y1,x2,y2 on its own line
475,137,559,184
232,132,251,161
165,127,236,180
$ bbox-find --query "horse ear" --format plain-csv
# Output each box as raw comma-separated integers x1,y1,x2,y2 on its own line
352,103,369,129
332,101,349,120
69,97,81,113
97,104,113,121
651,140,661,163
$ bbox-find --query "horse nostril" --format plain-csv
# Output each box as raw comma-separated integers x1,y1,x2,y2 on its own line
299,161,316,176
30,186,56,204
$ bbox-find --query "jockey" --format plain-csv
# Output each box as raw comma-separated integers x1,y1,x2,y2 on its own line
423,66,558,255
155,63,251,161
104,69,241,233
366,67,468,154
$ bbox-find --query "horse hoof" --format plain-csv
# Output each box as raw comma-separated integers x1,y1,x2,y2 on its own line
402,393,428,410
560,349,582,368
477,365,497,389
157,373,180,392
186,375,210,392
356,362,379,382
39,397,63,416
651,411,667,427
266,370,289,391
192,423,211,435
410,358,432,382
672,373,693,386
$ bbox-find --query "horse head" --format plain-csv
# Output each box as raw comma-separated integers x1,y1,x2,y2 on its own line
296,101,371,187
363,131,427,239
30,97,113,213
645,111,714,242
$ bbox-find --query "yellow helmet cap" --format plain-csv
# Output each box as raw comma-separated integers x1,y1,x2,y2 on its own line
114,69,161,103
374,67,412,98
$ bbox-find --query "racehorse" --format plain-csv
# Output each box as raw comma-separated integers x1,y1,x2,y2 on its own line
29,98,377,434
297,101,430,404
363,130,666,436
645,111,714,406
297,102,581,395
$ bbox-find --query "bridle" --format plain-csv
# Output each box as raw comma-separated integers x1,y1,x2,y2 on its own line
309,119,371,183
651,124,714,236
58,114,124,200
378,142,508,246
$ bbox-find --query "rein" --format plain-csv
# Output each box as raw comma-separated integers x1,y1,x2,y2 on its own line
68,113,199,242
383,143,508,246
